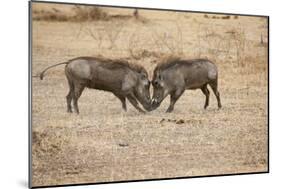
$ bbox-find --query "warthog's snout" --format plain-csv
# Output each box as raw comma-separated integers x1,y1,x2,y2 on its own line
151,98,161,110
151,98,159,105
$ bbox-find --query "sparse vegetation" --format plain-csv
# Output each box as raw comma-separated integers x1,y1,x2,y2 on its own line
204,14,237,20
72,5,108,21
32,4,132,22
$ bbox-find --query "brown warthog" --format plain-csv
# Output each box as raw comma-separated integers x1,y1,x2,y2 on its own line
151,57,222,112
39,56,152,114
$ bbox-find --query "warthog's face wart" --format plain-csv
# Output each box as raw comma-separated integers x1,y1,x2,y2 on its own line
151,74,169,110
135,72,152,111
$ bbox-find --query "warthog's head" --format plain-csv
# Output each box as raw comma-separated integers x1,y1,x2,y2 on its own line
151,71,170,110
134,71,153,111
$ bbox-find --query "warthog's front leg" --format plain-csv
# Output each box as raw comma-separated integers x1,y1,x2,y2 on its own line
126,94,145,113
166,89,184,113
114,93,127,111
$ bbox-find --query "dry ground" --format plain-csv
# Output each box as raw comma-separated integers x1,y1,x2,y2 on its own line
31,2,268,187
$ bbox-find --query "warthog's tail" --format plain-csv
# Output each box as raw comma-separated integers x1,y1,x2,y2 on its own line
39,62,68,80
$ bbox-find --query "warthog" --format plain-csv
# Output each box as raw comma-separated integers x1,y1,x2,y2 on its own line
39,56,152,114
151,57,222,112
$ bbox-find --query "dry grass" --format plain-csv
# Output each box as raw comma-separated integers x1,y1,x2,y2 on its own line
31,2,268,187
33,6,109,22
32,4,135,22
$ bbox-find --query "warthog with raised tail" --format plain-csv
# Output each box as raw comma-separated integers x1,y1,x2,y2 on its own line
151,57,222,112
39,56,152,114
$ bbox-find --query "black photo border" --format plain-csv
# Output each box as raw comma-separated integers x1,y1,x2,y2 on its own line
28,0,270,188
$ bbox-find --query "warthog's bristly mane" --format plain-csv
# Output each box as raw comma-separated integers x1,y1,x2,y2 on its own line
155,56,211,72
70,56,147,75
155,56,182,71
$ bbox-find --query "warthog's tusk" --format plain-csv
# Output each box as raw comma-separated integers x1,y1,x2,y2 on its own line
152,98,157,104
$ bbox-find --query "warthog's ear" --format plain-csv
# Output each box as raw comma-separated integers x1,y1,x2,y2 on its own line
139,71,148,79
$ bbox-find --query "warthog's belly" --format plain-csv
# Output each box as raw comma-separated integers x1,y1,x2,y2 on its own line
86,80,122,93
185,78,209,90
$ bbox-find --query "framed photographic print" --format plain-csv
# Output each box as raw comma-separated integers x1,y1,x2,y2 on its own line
29,0,269,188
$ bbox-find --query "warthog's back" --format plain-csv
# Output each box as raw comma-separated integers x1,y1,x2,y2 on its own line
186,59,218,81
157,58,217,78
65,57,131,80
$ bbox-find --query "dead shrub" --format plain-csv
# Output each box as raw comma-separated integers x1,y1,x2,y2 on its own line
32,5,109,22
197,23,248,67
32,10,68,21
72,6,108,21
32,129,70,158
221,15,231,19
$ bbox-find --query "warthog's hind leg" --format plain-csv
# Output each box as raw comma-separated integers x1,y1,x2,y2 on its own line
73,83,85,114
66,90,73,113
201,84,210,109
66,79,74,113
209,80,222,109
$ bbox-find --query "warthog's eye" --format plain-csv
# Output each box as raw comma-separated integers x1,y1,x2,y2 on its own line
153,81,158,86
